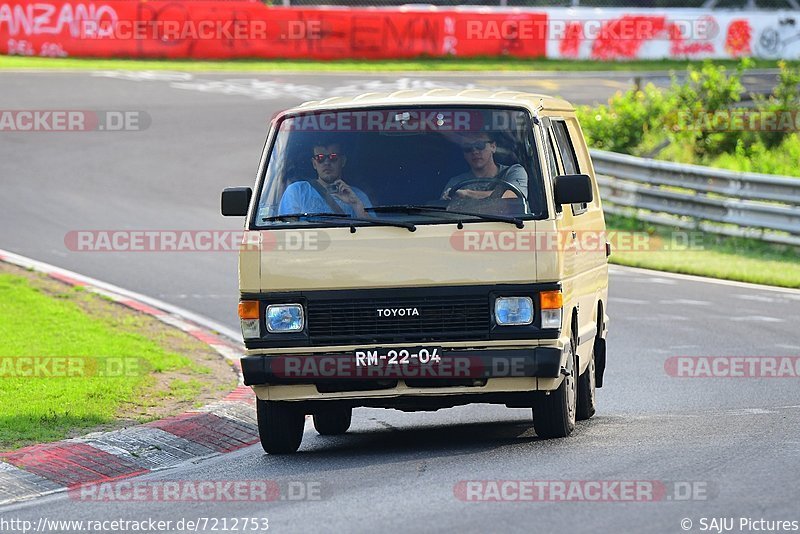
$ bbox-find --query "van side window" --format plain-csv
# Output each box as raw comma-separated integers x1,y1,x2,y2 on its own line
552,120,588,215
542,124,562,214
552,121,578,174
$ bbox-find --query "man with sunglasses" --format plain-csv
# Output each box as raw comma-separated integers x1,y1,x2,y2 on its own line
441,132,528,202
278,141,371,217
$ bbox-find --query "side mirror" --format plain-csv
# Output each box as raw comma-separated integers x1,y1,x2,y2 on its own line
221,187,252,217
554,174,593,205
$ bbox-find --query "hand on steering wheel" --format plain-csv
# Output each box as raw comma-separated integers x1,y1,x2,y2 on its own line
446,178,525,200
444,178,529,214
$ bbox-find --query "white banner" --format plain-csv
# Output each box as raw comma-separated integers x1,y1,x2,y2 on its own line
543,8,800,60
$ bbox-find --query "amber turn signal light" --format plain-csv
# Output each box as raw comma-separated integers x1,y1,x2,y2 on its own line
238,300,259,319
539,290,563,310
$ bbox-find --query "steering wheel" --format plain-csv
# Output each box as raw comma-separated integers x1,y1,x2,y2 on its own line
447,178,529,213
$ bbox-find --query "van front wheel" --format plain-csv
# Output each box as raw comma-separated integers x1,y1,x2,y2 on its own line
532,338,577,439
257,399,305,454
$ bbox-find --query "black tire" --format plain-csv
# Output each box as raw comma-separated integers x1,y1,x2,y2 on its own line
257,399,305,454
532,336,577,439
313,406,352,436
576,341,597,421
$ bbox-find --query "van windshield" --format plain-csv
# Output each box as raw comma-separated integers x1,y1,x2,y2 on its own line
254,106,546,228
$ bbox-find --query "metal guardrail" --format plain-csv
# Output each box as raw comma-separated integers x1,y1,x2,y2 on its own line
590,149,800,247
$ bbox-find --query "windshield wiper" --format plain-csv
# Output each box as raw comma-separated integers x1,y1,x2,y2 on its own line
366,205,525,229
263,212,350,221
262,212,416,232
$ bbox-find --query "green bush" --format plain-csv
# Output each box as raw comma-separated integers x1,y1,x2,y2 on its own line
711,134,800,176
668,60,748,158
752,60,800,149
577,60,800,177
575,83,668,153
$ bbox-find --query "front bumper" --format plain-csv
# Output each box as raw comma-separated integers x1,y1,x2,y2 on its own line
241,347,563,386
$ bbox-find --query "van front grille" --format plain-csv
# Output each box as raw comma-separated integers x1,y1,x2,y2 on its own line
306,295,491,344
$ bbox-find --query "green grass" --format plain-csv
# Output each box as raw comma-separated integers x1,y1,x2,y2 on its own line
0,55,794,72
606,214,800,288
0,274,205,449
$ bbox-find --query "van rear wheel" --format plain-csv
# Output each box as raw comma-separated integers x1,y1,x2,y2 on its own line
257,399,305,454
313,407,352,436
532,338,577,439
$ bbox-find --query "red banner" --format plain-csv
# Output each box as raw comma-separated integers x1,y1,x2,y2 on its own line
0,2,547,59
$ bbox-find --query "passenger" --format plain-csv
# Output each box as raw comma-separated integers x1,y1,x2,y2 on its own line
279,141,371,217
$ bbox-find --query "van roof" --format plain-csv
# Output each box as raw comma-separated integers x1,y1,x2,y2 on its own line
287,89,575,114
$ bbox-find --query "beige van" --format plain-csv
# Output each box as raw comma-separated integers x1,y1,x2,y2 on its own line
222,90,609,454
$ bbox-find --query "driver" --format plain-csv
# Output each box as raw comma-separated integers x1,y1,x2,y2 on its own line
441,132,528,201
279,141,371,217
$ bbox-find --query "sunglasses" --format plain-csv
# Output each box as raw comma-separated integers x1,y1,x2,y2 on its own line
461,141,490,152
312,153,340,163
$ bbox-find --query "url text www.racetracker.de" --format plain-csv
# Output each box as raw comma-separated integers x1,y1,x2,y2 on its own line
0,516,270,534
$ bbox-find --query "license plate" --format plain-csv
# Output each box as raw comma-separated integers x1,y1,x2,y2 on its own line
354,347,442,367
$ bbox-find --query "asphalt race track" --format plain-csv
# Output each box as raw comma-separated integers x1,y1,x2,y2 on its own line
1,70,799,533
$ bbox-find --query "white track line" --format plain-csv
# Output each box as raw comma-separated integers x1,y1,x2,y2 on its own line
610,265,800,295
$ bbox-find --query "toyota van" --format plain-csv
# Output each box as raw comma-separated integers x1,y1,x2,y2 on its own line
222,90,610,454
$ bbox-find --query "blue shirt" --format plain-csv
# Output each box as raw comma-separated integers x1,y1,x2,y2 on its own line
278,181,371,217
